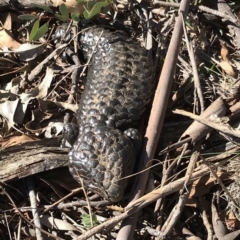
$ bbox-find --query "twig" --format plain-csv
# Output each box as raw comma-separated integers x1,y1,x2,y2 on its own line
80,178,95,228
179,143,200,195
154,143,189,237
199,197,213,240
57,199,110,209
198,5,239,25
65,46,81,104
146,226,165,238
17,216,22,240
211,201,227,238
221,230,240,240
163,190,190,235
42,187,82,214
154,145,171,234
175,142,189,173
161,143,188,186
174,108,240,139
27,177,43,240
162,144,200,236
182,227,201,239
158,137,191,156
27,43,67,82
4,212,12,240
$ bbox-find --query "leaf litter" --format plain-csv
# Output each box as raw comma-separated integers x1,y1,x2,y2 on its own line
0,1,240,240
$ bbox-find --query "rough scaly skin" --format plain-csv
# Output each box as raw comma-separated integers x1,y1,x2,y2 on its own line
68,27,154,202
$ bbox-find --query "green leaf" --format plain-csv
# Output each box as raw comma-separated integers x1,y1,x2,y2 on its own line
75,0,86,2
30,22,49,41
55,14,69,22
31,4,53,13
83,1,110,19
59,4,69,18
86,0,97,9
18,14,38,21
29,20,40,40
81,214,98,229
100,4,111,14
71,13,80,22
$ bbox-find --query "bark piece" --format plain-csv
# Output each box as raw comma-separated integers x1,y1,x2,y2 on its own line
0,1,54,7
0,138,68,182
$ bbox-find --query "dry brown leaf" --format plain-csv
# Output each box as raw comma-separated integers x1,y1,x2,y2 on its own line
225,212,240,229
219,43,237,77
0,28,21,50
189,172,230,197
221,44,229,62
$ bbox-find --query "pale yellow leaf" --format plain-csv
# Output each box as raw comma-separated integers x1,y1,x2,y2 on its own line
221,44,229,62
219,60,236,77
3,13,12,31
0,28,21,50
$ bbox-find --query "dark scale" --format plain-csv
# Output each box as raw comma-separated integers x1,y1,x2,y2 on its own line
65,27,154,202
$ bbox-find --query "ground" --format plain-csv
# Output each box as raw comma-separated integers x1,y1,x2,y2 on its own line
0,0,240,239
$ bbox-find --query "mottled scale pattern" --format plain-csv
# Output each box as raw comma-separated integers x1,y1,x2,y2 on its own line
68,27,154,202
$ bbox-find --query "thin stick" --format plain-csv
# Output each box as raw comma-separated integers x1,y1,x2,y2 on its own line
173,108,240,139
27,43,67,82
181,12,205,113
27,177,43,240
